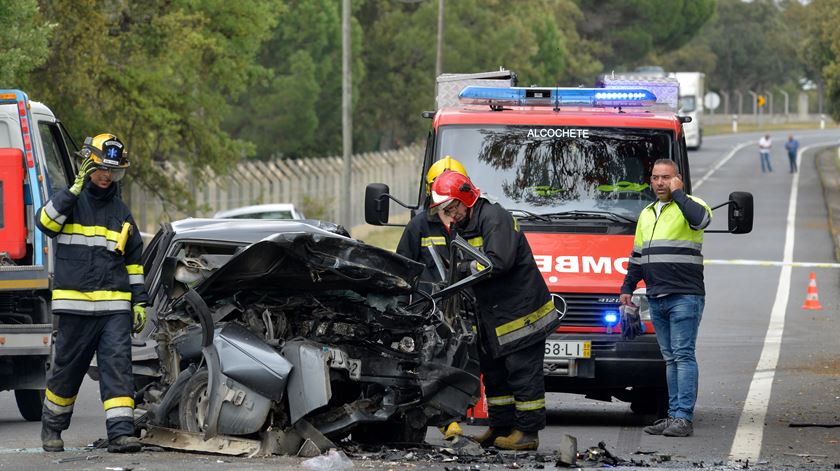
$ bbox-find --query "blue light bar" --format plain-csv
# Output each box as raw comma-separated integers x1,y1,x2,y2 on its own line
603,310,619,325
459,86,657,108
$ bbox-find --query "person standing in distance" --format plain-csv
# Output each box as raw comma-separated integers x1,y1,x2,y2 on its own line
429,171,559,450
36,134,148,453
758,134,773,173
784,134,799,173
619,159,712,438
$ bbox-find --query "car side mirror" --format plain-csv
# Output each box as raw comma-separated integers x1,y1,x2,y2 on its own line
364,183,391,225
728,191,753,234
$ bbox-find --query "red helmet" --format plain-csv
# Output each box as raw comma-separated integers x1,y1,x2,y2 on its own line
429,170,480,213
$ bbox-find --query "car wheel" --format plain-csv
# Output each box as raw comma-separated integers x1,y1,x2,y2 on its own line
629,387,669,418
178,368,210,433
15,389,45,421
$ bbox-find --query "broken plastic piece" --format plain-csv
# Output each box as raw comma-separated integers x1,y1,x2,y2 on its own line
302,449,354,471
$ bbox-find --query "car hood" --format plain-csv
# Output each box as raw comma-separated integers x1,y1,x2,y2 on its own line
194,229,423,302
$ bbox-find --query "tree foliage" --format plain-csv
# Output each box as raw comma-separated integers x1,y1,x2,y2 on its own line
574,0,715,71
0,0,54,86
24,0,281,209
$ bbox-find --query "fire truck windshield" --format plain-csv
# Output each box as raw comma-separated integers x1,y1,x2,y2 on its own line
436,125,674,219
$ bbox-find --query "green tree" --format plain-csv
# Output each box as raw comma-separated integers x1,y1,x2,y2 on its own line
703,0,800,93
574,0,715,71
0,0,54,86
225,0,365,159
790,0,840,119
25,0,281,209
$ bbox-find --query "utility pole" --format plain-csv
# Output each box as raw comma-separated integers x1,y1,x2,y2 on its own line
341,0,352,229
435,0,444,78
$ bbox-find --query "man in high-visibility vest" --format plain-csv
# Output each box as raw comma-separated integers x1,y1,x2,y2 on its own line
36,133,147,453
620,158,711,438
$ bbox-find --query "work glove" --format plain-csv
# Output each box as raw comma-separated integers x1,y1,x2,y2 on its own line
619,304,642,340
69,157,96,196
456,260,485,277
132,304,147,334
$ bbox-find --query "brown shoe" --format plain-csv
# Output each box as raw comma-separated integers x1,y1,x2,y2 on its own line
470,426,511,447
493,429,539,451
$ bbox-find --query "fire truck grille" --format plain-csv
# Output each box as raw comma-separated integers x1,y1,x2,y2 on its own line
556,293,620,328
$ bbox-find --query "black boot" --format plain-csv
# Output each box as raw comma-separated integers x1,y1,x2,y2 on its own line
108,435,141,453
41,424,64,452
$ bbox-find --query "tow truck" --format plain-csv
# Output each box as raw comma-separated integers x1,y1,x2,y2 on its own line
0,90,77,420
364,73,753,416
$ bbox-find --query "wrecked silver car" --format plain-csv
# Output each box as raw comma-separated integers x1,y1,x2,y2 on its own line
118,219,482,455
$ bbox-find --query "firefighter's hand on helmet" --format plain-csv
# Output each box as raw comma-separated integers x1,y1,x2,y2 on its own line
132,304,147,334
70,158,97,195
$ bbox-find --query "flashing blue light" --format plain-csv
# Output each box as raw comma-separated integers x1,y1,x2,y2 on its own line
603,310,619,325
459,86,657,108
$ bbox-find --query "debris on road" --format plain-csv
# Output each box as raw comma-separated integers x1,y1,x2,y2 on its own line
302,449,354,471
788,422,840,428
52,454,102,464
555,434,576,467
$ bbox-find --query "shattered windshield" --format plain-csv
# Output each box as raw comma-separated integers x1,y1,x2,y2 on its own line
435,125,674,219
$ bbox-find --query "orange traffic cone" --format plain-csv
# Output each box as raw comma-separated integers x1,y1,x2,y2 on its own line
801,271,824,310
466,375,488,424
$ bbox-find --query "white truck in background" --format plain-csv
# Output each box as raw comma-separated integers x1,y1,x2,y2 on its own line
628,68,705,150
673,72,705,150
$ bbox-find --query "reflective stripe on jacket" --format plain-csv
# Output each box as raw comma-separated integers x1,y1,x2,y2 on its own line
457,199,558,358
621,189,712,297
36,183,148,316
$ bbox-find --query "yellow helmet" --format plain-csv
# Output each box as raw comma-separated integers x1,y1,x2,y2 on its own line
426,156,468,194
78,133,129,169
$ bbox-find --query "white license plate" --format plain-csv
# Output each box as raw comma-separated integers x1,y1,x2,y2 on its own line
327,347,362,380
544,340,591,359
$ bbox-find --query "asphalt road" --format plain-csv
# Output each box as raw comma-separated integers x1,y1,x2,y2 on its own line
1,128,839,470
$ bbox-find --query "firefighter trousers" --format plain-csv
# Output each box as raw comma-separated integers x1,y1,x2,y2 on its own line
42,313,135,441
479,340,546,433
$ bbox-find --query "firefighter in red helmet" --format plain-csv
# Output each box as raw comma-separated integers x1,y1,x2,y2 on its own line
430,171,559,450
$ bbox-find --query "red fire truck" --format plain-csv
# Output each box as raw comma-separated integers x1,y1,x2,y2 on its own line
365,73,752,416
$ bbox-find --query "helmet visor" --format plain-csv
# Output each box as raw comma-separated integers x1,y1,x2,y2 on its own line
96,166,126,182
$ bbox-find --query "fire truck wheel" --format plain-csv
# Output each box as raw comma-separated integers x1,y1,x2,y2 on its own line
15,389,45,421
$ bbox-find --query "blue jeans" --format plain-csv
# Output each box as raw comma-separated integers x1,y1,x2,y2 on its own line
648,294,704,422
759,151,772,172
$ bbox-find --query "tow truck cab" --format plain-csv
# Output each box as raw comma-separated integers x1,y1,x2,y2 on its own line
365,80,752,416
0,90,77,421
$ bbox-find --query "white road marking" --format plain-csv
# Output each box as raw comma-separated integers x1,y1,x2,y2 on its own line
694,141,754,190
705,259,840,268
728,142,836,463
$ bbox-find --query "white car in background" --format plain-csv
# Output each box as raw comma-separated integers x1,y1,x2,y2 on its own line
213,203,306,220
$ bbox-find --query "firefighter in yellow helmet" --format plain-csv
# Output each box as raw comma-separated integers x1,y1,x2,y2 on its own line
397,156,469,291
36,133,147,453
396,156,469,441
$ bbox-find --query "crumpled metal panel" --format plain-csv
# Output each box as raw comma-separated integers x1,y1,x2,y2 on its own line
214,323,292,401
195,232,423,302
282,340,331,425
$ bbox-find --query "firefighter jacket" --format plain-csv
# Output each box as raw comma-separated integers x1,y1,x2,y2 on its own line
621,189,712,297
396,210,450,284
36,182,148,316
455,198,558,358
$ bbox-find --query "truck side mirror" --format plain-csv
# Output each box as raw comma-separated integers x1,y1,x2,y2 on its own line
364,183,391,225
728,191,753,234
